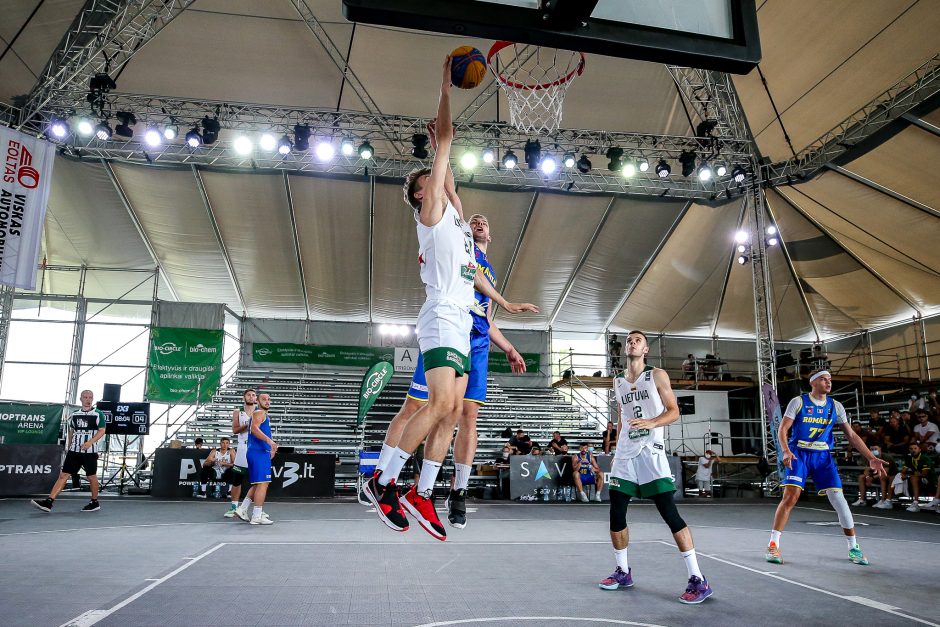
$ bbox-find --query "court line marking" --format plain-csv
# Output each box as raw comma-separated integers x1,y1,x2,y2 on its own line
417,618,665,627
796,506,940,526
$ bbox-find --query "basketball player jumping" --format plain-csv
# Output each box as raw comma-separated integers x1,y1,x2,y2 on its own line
765,369,885,565
599,331,713,604
224,388,255,518
364,55,536,540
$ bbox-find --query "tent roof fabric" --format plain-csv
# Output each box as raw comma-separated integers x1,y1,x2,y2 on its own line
3,1,938,340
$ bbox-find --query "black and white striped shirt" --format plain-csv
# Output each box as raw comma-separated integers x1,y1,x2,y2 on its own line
68,409,103,453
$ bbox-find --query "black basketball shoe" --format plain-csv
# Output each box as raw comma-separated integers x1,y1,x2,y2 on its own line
363,472,409,532
81,500,100,512
31,498,53,513
446,489,468,529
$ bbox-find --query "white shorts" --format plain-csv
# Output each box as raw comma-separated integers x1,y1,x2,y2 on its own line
234,443,247,468
891,474,909,496
416,300,471,358
609,447,676,498
696,478,711,491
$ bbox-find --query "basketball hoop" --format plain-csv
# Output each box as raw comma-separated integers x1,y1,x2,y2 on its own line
488,41,586,135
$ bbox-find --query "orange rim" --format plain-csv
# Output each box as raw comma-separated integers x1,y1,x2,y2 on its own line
487,40,585,91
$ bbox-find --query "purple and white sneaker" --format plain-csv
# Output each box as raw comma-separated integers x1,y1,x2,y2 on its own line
678,576,713,604
598,567,634,590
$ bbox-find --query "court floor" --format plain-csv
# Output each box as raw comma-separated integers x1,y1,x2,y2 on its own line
1,496,937,626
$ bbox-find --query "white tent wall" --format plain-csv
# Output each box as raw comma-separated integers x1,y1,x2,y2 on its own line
926,316,940,382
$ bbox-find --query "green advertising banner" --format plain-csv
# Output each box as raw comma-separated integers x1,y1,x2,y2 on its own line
488,351,541,374
253,343,393,367
146,327,224,403
0,402,63,444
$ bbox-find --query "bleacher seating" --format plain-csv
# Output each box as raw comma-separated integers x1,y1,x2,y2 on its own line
181,367,602,489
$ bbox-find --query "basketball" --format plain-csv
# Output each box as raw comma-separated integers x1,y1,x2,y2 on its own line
450,46,487,89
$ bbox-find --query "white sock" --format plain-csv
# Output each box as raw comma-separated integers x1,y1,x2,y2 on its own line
252,506,262,519
417,459,443,496
769,530,782,546
846,535,858,550
200,484,207,493
454,463,472,491
240,497,252,511
580,490,587,498
680,549,703,579
376,443,396,473
378,448,410,486
614,547,629,571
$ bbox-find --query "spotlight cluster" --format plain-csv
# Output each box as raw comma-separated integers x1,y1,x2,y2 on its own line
379,324,411,337
734,225,780,265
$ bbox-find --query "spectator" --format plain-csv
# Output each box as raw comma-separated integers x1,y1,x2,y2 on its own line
603,422,617,455
193,437,205,450
900,410,916,432
903,443,935,512
548,431,568,455
867,409,886,444
682,354,697,380
496,445,512,464
884,465,910,509
880,415,910,455
531,444,542,456
198,437,235,499
572,442,604,502
850,421,876,449
695,450,716,497
509,429,532,455
854,445,895,507
557,443,575,501
608,334,623,373
926,388,938,413
912,410,938,451
909,393,926,413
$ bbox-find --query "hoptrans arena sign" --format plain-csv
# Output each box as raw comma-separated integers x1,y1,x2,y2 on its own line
146,327,224,403
0,402,63,445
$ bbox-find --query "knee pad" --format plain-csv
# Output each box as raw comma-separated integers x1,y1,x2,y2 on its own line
651,492,687,534
826,489,854,530
609,490,630,532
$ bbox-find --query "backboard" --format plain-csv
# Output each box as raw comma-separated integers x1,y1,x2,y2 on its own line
342,0,760,74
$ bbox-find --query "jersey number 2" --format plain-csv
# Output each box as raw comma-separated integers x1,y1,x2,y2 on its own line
633,405,643,419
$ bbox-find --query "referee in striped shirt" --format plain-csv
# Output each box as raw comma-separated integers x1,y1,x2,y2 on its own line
31,390,106,513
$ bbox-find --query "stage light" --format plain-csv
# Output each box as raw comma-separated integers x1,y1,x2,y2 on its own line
737,244,747,254
76,118,94,137
734,230,749,244
185,127,202,148
563,153,576,168
656,159,671,178
732,166,747,183
524,139,541,169
606,147,623,171
502,150,517,169
540,155,557,175
411,134,429,159
48,117,69,139
716,163,728,177
163,124,178,140
115,111,137,138
698,161,713,182
277,135,292,155
315,140,335,162
576,154,592,173
358,141,374,159
679,151,696,177
482,147,496,164
94,121,112,141
737,254,749,265
460,151,478,170
201,116,220,145
340,137,355,156
143,126,162,147
622,160,636,178
259,133,277,152
767,236,779,246
294,124,311,151
397,325,409,336
233,135,253,155
638,157,650,172
766,225,777,236
379,324,390,335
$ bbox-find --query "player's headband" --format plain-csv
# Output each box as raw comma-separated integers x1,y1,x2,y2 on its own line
809,370,831,384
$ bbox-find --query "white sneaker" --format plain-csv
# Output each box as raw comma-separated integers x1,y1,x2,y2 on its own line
924,499,940,510
579,491,589,503
223,507,237,518
235,507,250,521
872,500,887,509
250,513,274,525
906,503,920,513
851,498,866,507
593,492,603,502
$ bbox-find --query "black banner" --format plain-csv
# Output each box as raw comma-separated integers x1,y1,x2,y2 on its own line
509,454,684,500
0,444,61,495
96,401,150,435
151,448,335,498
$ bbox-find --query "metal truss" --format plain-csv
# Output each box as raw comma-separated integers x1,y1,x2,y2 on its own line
19,0,196,128
0,102,18,127
763,54,940,185
667,67,752,142
0,285,13,391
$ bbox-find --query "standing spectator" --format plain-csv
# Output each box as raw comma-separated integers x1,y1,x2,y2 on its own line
603,422,618,455
31,390,106,513
509,429,532,455
548,431,568,455
608,334,624,374
881,415,911,455
912,410,938,451
198,437,235,499
854,445,895,507
572,442,604,502
903,443,935,512
695,451,716,497
682,354,697,380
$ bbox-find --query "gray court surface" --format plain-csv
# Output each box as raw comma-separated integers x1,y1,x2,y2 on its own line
1,496,937,627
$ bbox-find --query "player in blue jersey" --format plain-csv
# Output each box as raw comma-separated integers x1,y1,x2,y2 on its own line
234,392,279,526
766,370,886,565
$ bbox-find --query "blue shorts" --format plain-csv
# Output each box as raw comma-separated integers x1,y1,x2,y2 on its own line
246,447,272,484
408,332,490,404
579,472,596,486
780,449,842,494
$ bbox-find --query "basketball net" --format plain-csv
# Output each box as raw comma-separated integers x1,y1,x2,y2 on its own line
488,41,586,135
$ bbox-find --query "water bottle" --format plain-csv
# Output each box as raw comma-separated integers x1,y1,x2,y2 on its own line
542,487,549,502
214,484,221,499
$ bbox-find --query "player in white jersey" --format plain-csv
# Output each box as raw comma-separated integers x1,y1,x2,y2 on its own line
599,331,713,604
224,388,255,518
364,55,536,540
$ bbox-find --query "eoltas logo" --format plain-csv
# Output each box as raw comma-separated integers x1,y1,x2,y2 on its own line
534,461,551,481
189,343,217,354
155,342,182,356
3,140,40,189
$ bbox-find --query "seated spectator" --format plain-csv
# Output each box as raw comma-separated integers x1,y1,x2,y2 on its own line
198,438,235,499
509,429,532,455
884,465,910,509
695,450,716,497
850,421,876,449
572,442,604,502
603,422,617,454
909,393,926,413
903,443,935,512
912,410,938,451
193,437,205,450
530,444,542,456
866,409,886,444
880,415,910,455
495,445,512,464
900,410,917,433
855,445,895,508
682,354,697,380
548,431,568,455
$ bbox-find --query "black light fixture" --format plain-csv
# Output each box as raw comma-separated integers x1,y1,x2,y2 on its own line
185,126,202,148
562,152,576,168
94,120,112,141
411,133,429,159
47,116,69,139
715,163,728,177
87,72,116,110
358,140,374,159
697,160,714,182
576,154,592,173
696,119,718,147
482,146,496,164
656,159,671,178
637,157,650,172
201,116,221,145
114,111,137,138
278,135,293,155
732,166,747,183
524,139,541,169
293,124,311,151
679,150,697,177
606,147,623,171
736,254,749,265
163,123,178,141
502,149,518,169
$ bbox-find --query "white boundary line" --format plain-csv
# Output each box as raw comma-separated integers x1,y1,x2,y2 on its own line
417,618,665,627
795,506,940,526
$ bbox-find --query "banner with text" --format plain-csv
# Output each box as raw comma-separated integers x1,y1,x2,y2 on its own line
146,327,223,403
253,343,393,368
489,351,541,374
0,402,62,445
0,127,55,289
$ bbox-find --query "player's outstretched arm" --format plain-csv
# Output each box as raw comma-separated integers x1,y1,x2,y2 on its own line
419,56,454,228
473,273,538,314
427,120,463,221
488,320,526,373
839,422,886,476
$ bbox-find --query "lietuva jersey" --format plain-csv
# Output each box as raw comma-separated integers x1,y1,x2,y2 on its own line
613,366,666,459
67,409,103,453
234,409,251,467
416,201,476,308
784,393,848,451
471,243,495,337
247,413,272,452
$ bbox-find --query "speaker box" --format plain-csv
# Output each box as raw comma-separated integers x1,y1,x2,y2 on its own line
102,383,122,402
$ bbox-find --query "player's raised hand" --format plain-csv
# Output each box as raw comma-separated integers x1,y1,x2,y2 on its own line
504,302,539,314
427,120,437,150
781,449,796,469
506,348,527,374
869,456,887,477
442,54,453,91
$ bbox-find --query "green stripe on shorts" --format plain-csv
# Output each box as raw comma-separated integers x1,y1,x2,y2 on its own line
609,476,675,498
232,465,247,474
423,347,470,376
